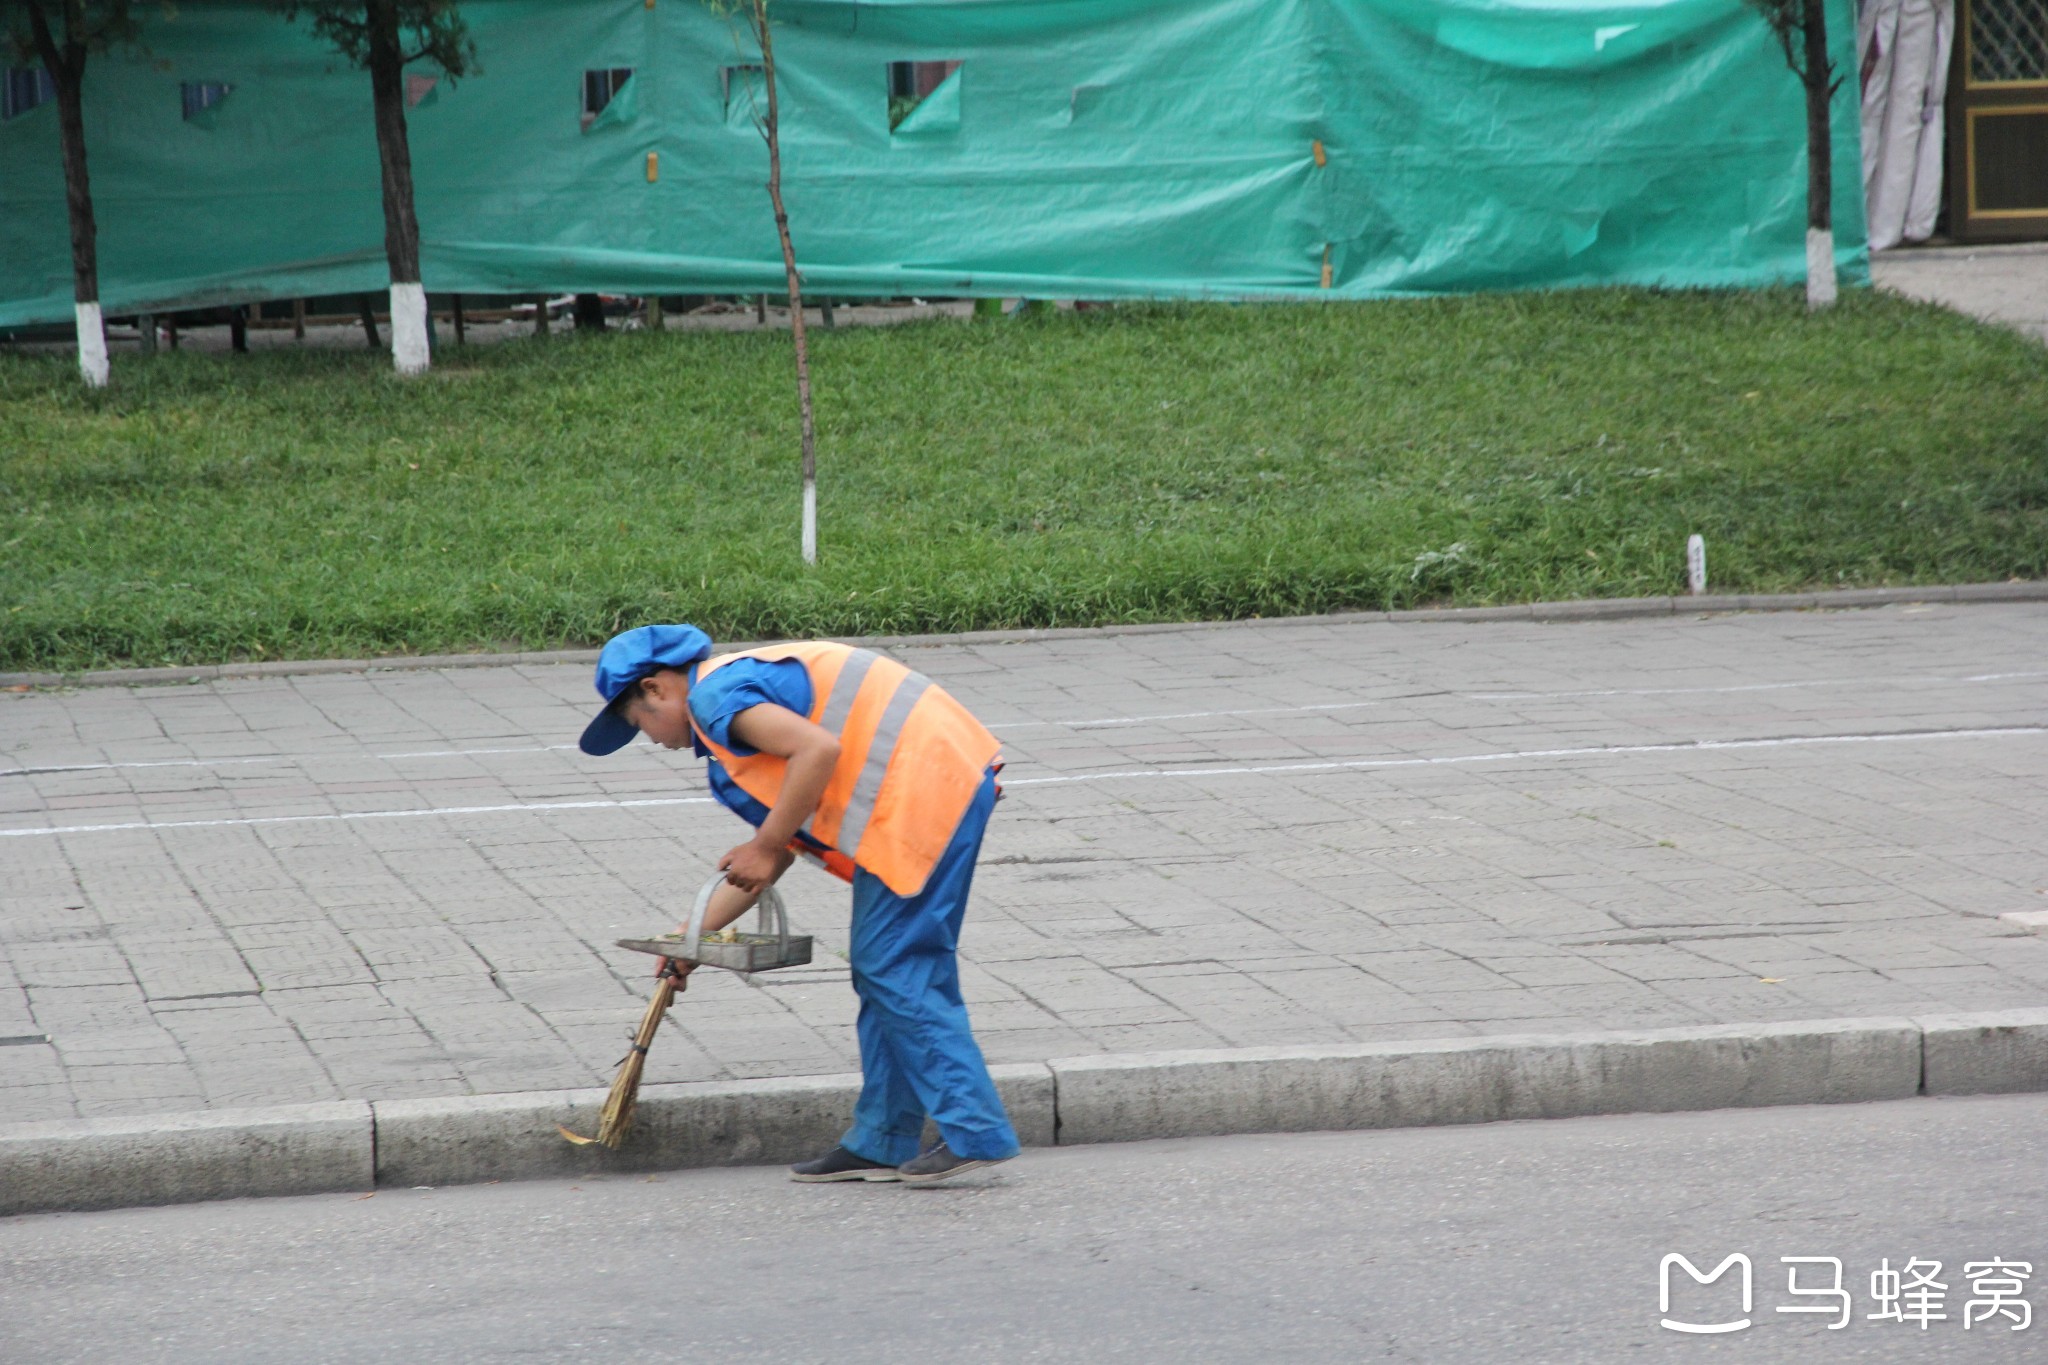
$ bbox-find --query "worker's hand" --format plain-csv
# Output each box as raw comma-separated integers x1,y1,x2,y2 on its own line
655,956,697,983
718,837,790,894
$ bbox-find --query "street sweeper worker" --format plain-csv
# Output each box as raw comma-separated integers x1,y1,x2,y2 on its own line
578,623,1020,1186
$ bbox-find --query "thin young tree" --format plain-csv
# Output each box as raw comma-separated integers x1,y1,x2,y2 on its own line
277,0,473,373
1746,0,1842,309
712,0,818,564
3,0,152,388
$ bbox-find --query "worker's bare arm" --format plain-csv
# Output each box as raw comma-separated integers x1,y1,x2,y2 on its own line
718,704,840,892
702,855,792,931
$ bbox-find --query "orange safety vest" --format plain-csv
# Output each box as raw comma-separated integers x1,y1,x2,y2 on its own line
690,642,1002,897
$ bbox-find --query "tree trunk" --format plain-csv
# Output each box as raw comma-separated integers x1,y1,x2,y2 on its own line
1801,0,1837,310
755,2,818,566
365,0,430,372
28,2,106,387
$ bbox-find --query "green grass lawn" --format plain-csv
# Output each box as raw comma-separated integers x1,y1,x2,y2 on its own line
2,289,2045,672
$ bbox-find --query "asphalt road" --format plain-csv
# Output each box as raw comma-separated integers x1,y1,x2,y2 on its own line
4,1094,2045,1363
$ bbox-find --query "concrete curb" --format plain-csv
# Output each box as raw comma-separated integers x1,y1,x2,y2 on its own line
6,1012,2046,1218
1046,1018,1921,1145
370,1063,1057,1189
1919,1008,2048,1096
0,1102,372,1215
4,580,2042,690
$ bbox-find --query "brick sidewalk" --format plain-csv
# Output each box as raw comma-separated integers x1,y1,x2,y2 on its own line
3,602,2046,1123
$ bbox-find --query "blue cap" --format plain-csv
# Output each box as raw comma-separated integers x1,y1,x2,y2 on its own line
578,623,713,756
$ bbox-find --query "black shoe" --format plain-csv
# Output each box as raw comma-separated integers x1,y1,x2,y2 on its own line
789,1145,901,1183
897,1142,1012,1185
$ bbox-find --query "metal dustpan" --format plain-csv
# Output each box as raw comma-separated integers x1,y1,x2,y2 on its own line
617,874,812,974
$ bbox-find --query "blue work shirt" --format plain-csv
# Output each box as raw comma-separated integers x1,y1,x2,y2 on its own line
687,657,837,853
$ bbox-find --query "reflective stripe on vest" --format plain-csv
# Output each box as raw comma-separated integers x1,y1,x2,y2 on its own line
690,642,1001,897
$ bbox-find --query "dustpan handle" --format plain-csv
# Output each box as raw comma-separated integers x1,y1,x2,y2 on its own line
684,874,789,961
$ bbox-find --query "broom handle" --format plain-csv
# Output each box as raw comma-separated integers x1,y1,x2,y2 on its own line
643,966,683,1042
560,966,686,1148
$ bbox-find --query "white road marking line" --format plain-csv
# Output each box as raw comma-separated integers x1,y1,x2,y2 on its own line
1001,725,2048,787
377,743,584,760
0,796,715,839
990,701,1384,729
1,707,1386,774
1467,670,2048,702
6,668,2044,778
1,742,588,778
3,725,2039,839
4,754,295,776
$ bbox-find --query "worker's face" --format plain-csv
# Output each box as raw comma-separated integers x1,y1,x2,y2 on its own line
623,670,693,750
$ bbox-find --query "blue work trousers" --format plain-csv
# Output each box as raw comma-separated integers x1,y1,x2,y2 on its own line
842,770,1019,1165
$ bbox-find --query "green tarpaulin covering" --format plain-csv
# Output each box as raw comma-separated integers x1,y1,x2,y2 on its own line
0,0,1867,327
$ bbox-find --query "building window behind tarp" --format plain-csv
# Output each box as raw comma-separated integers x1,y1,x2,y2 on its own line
722,64,764,128
181,82,233,121
888,59,961,132
582,67,633,130
3,66,56,120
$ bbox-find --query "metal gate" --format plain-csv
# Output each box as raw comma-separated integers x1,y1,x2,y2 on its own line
1948,0,2048,238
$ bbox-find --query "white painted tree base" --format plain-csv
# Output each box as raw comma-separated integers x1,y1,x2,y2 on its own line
1806,228,1838,310
801,481,817,565
390,282,431,375
76,301,109,388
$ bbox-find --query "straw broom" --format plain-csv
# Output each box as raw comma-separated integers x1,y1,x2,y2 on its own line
560,959,687,1149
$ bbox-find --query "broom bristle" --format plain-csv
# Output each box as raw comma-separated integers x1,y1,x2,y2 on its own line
588,973,677,1149
594,1053,649,1149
